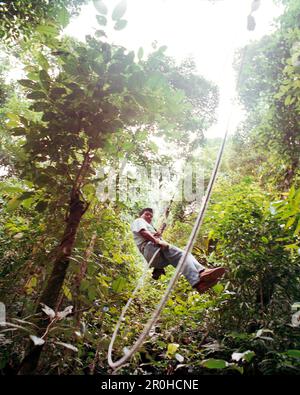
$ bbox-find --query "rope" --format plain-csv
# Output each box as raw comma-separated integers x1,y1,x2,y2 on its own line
107,11,250,371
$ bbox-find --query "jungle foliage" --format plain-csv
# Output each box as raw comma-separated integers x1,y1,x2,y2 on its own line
0,0,299,375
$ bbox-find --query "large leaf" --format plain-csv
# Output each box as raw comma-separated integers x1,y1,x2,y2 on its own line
167,343,179,356
93,0,108,15
7,197,22,211
27,91,47,100
114,19,127,31
30,102,49,112
36,25,59,36
6,113,20,122
56,6,69,27
50,87,67,96
96,15,107,26
112,0,127,21
18,79,40,89
39,70,51,90
201,359,228,369
286,350,300,359
112,276,126,293
0,183,24,194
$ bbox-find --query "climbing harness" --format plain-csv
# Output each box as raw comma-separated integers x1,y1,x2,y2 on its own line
107,0,259,370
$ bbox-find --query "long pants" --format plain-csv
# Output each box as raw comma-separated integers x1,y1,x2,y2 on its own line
142,242,205,287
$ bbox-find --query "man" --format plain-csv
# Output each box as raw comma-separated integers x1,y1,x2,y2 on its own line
131,208,225,294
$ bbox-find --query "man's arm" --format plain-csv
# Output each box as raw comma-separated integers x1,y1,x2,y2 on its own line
139,229,168,248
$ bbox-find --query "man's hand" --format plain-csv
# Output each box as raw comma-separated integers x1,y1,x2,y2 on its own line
157,239,169,249
139,229,169,248
153,231,162,238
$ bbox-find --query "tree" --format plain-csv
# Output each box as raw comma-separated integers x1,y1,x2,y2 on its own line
0,0,88,43
8,11,217,372
233,0,300,190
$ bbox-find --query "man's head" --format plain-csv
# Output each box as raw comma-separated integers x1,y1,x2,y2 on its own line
139,208,153,223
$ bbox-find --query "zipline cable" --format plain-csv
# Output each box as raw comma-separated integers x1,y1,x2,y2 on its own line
108,4,254,370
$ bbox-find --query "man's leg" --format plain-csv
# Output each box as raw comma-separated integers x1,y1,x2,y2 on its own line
160,245,205,287
143,242,225,291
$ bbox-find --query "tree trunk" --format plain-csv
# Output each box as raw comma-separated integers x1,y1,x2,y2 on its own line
18,190,87,374
17,149,94,375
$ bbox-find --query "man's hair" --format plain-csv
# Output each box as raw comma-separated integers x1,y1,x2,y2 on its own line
139,207,153,216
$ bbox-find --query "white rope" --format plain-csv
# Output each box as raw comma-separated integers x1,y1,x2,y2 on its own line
107,108,234,369
107,8,251,371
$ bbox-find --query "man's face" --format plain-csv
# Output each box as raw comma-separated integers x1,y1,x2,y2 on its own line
141,210,153,224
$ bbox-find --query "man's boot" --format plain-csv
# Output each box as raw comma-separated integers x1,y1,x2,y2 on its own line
152,268,166,280
193,267,226,294
199,267,225,283
194,277,219,294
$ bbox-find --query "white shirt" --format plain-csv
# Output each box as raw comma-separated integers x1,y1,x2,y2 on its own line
131,217,156,248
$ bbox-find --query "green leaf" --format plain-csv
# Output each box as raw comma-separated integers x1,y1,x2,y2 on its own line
93,0,108,15
158,45,167,53
294,218,300,236
7,197,22,211
37,53,50,71
112,276,126,293
39,70,51,90
50,87,67,96
56,6,70,27
30,102,49,112
212,283,224,294
62,285,72,301
6,113,20,122
201,359,228,369
96,15,107,26
0,183,24,194
114,19,127,31
18,79,39,89
27,91,47,100
284,243,299,250
167,343,179,356
18,191,35,201
285,216,296,230
286,350,300,359
36,24,59,36
284,95,292,106
39,69,51,82
22,197,35,209
95,30,107,38
112,0,127,21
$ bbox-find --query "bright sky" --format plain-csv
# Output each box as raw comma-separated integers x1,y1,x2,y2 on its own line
64,0,284,138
